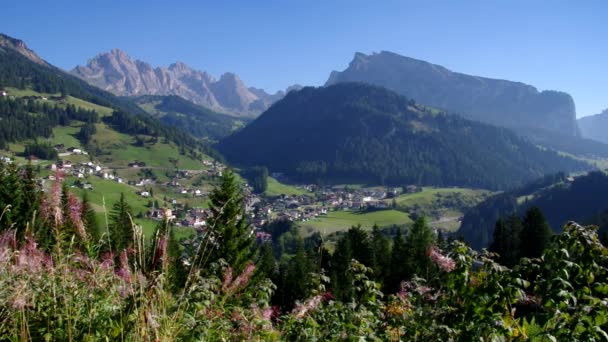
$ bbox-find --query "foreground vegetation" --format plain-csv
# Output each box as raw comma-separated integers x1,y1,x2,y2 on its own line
1,162,608,341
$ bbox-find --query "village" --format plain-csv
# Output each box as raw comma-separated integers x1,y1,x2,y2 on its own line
2,146,418,241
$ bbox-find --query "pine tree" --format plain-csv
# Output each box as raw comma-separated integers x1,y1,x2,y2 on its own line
203,169,254,273
520,207,552,258
407,216,435,278
371,224,391,280
81,192,100,243
332,232,354,301
490,218,508,263
108,193,134,253
503,213,523,266
387,227,409,293
254,242,276,282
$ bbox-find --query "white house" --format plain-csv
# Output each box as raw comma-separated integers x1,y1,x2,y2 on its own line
140,191,150,197
0,91,7,97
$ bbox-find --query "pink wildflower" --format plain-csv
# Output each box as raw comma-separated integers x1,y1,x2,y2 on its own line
229,262,255,291
292,292,331,319
222,266,233,291
428,246,456,272
67,193,87,240
12,296,28,310
115,250,132,283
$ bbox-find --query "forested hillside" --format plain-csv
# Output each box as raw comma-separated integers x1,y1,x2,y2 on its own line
0,37,221,160
460,171,608,249
133,95,247,141
219,83,591,190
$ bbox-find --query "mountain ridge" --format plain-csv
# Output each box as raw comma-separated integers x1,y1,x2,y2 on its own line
218,83,591,190
71,49,289,117
326,51,580,138
578,108,608,144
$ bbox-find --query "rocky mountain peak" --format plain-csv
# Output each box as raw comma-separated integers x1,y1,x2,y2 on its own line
72,50,286,117
0,33,47,65
326,50,579,137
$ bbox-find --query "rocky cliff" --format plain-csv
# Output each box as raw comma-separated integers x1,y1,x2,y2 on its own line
71,49,284,117
326,51,580,137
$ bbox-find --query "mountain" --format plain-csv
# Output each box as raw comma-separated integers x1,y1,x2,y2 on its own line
0,33,220,163
133,95,248,141
578,109,608,144
460,171,608,249
0,33,47,65
326,51,580,138
218,83,591,190
71,49,286,117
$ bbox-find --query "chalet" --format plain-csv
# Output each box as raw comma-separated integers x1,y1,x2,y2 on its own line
59,160,72,169
26,155,39,161
54,144,65,151
194,189,203,197
139,191,150,197
67,147,81,153
0,90,7,97
128,161,146,168
82,183,93,190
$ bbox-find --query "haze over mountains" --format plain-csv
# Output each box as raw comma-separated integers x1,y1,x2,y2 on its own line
218,83,589,190
71,49,295,117
578,109,608,144
326,51,580,138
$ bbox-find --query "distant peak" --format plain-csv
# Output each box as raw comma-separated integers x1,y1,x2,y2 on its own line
168,61,192,72
0,33,47,65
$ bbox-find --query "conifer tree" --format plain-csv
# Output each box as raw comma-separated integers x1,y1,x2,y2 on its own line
204,169,254,273
490,218,508,262
407,216,435,278
81,192,99,243
387,227,408,292
108,193,134,253
371,224,391,280
520,206,552,258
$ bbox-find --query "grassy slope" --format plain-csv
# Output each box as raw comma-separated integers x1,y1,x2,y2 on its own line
3,88,206,238
301,187,491,235
265,177,308,196
302,210,412,235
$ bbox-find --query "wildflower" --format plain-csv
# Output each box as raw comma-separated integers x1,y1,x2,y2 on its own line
229,262,255,291
428,245,456,272
67,193,87,240
115,250,131,283
12,296,28,310
222,266,233,291
292,292,331,319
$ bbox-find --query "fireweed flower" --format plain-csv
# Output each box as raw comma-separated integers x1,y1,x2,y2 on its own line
67,193,87,240
229,262,255,291
292,292,332,319
428,245,456,272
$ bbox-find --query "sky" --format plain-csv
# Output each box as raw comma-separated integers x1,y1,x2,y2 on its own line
2,0,607,118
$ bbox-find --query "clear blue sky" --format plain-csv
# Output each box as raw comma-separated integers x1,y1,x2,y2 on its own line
2,0,607,117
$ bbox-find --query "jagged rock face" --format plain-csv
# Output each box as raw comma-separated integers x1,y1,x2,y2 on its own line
326,51,580,137
71,49,283,116
0,34,47,65
578,109,608,144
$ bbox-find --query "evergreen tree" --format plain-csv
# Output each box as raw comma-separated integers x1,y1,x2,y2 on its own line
407,216,435,278
254,242,276,282
108,193,134,253
332,232,354,301
520,207,552,258
204,169,254,273
387,227,408,293
371,224,391,280
490,218,508,263
81,192,99,243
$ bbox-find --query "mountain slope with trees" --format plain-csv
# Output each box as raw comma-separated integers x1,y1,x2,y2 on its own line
326,51,580,138
0,33,220,160
218,83,591,190
133,94,247,141
460,171,608,249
